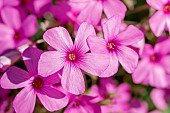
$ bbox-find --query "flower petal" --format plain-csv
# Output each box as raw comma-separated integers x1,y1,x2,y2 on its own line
149,11,166,37
100,54,119,77
132,59,151,84
103,0,127,19
81,102,101,113
87,36,108,54
116,46,139,73
37,86,68,111
154,38,170,55
146,0,166,10
116,83,131,103
0,23,15,54
102,16,121,41
151,88,168,110
166,15,170,34
149,65,168,88
1,66,31,89
74,22,96,54
79,53,110,76
43,27,73,51
23,47,43,75
116,25,144,45
161,55,170,74
43,73,61,85
13,86,36,113
61,63,85,94
64,102,85,113
3,0,20,6
77,1,102,26
141,44,154,58
1,7,21,30
0,23,14,35
21,15,37,37
38,51,65,77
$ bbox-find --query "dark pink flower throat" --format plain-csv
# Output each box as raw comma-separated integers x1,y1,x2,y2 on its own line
164,4,170,13
21,0,29,6
32,77,44,90
150,54,160,62
14,32,21,41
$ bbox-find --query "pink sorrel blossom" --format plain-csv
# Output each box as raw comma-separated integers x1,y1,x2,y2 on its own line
0,7,37,54
147,0,170,36
0,47,68,113
87,16,144,77
18,0,51,17
71,0,127,26
51,1,79,24
133,37,170,88
151,88,170,111
101,98,148,113
38,22,109,94
128,99,148,113
90,78,131,113
64,95,101,113
90,77,131,104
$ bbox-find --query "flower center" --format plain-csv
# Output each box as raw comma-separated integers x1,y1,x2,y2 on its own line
21,0,29,6
105,93,116,100
150,54,160,62
73,101,81,107
32,77,44,90
68,52,77,61
107,42,116,50
14,32,21,41
164,4,170,13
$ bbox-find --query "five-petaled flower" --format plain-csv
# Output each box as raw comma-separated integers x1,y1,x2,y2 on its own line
133,37,170,88
38,22,110,95
0,47,68,113
87,16,144,77
147,0,170,36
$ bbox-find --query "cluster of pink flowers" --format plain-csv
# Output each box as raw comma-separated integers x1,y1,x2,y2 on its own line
0,0,170,113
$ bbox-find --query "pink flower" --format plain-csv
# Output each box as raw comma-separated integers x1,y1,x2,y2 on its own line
38,22,110,94
18,0,51,17
0,7,37,54
51,1,79,24
72,0,127,26
132,37,170,88
147,0,170,36
151,88,170,110
87,16,144,77
90,77,131,104
64,95,101,113
0,47,68,113
128,99,148,113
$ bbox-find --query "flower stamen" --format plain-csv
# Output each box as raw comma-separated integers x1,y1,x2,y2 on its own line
68,53,77,61
107,42,115,50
